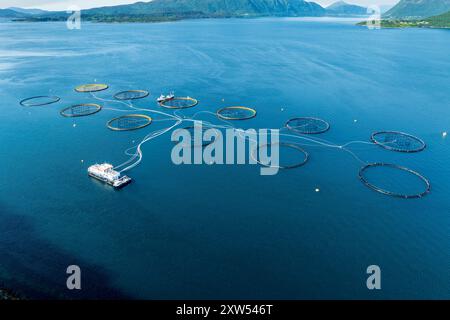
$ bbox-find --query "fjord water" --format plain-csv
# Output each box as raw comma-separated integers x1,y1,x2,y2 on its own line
0,18,449,299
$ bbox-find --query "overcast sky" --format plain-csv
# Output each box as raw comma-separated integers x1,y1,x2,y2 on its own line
1,0,399,11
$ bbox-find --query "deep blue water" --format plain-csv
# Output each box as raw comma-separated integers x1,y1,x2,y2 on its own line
0,18,449,299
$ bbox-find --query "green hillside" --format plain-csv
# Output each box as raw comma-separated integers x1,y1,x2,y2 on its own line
85,0,325,17
384,0,450,19
426,10,450,27
25,0,326,22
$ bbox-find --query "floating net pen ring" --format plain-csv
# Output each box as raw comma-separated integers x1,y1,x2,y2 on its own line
75,83,109,93
159,97,198,109
252,142,309,169
60,103,102,117
107,114,152,131
359,163,431,199
285,117,330,134
114,90,149,101
20,95,60,107
371,131,426,153
216,106,257,121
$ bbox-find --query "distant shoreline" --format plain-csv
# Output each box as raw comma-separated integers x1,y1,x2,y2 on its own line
7,15,449,29
357,19,450,29
11,13,371,24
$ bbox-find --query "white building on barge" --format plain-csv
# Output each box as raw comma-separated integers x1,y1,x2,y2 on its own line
88,163,131,188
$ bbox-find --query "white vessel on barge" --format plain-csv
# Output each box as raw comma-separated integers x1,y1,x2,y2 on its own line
157,92,175,103
88,163,131,188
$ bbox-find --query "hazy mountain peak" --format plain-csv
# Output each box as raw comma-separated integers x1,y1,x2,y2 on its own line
326,1,367,16
7,7,47,15
327,1,349,9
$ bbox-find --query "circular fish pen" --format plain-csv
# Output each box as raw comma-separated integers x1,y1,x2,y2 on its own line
75,83,109,93
159,97,198,109
107,114,152,131
252,142,309,169
216,106,257,121
359,163,431,199
20,95,60,107
371,131,426,153
114,90,149,101
60,103,102,117
285,117,330,134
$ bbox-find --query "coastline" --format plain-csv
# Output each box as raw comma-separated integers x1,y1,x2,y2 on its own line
10,14,449,28
357,19,450,29
12,13,371,24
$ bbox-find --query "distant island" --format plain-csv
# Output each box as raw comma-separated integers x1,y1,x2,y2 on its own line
4,0,371,23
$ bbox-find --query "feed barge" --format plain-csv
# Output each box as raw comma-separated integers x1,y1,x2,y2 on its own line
88,163,131,188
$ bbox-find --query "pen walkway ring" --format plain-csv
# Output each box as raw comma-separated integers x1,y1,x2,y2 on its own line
107,114,153,131
285,117,330,134
60,103,102,117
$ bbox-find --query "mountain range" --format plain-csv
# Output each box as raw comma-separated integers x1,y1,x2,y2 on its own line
2,0,450,25
85,0,325,17
3,1,371,22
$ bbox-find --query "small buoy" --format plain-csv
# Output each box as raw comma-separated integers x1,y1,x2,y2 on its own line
443,131,447,138
315,188,320,193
